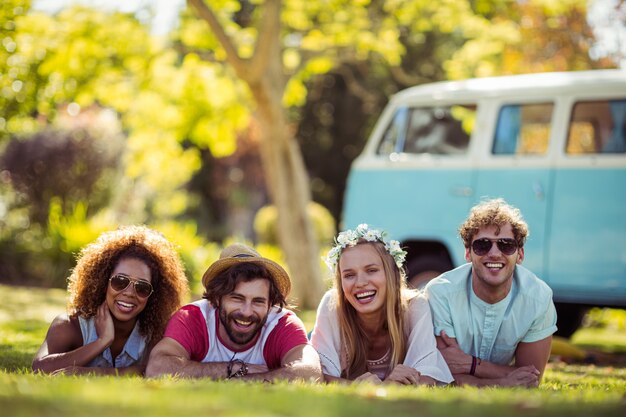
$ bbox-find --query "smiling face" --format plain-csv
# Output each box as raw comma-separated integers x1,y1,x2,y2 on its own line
217,278,271,350
106,257,152,323
465,223,524,303
339,244,388,318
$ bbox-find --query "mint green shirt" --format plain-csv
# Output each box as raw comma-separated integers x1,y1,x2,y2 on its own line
425,263,557,365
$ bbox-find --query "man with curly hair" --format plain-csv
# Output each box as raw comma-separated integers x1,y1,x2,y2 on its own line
146,243,322,382
32,225,189,375
425,198,557,387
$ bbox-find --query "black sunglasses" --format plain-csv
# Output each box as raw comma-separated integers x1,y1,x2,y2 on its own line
471,238,518,256
109,274,154,299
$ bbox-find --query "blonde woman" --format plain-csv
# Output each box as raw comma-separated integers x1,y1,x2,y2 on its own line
311,224,452,384
32,225,188,375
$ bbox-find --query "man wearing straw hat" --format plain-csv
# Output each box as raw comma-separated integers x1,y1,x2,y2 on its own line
146,243,322,381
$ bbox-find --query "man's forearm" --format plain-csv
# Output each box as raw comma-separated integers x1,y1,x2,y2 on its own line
472,358,516,379
452,373,505,387
242,362,322,383
145,354,228,379
453,365,540,387
443,350,514,379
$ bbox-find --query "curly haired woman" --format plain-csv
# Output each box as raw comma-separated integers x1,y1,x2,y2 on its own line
32,225,188,375
310,224,453,385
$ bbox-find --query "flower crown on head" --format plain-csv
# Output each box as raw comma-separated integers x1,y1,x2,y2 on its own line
324,224,407,272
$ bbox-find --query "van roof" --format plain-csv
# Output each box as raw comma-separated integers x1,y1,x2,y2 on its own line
392,69,626,103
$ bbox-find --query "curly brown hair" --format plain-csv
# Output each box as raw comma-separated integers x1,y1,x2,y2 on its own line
459,198,529,248
67,225,188,345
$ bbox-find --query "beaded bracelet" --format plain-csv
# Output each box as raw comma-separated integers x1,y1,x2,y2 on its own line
470,356,481,376
227,359,248,379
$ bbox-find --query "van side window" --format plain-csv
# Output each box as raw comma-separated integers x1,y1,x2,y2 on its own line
566,99,626,154
377,105,475,156
493,103,553,155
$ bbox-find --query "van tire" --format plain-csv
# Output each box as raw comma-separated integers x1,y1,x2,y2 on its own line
554,303,588,338
406,256,452,289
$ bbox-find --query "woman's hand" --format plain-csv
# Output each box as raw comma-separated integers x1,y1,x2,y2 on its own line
385,364,421,385
354,372,383,384
95,302,115,348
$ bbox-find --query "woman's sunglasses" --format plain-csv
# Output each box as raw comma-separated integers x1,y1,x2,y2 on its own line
471,238,518,256
109,274,154,299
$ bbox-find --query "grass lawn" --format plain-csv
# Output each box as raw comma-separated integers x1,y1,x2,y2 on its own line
1,284,626,417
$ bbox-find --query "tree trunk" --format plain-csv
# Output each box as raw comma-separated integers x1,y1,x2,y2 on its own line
250,78,324,309
187,0,324,308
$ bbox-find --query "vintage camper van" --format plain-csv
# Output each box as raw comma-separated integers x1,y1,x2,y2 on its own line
342,70,626,336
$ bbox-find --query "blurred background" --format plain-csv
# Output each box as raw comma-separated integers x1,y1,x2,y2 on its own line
0,0,623,306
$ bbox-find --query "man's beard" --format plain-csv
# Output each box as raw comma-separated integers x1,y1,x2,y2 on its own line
218,306,268,346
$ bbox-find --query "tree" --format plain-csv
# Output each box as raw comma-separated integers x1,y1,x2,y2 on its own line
1,2,248,224
181,0,502,307
3,0,616,305
183,0,319,307
1,126,122,225
445,0,617,78
0,2,233,287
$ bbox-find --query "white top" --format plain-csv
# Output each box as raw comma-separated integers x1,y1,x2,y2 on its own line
310,289,453,383
366,349,391,380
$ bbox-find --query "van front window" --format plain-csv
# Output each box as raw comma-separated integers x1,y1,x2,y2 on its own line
377,104,475,156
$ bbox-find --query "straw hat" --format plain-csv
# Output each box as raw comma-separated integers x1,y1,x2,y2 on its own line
201,243,291,299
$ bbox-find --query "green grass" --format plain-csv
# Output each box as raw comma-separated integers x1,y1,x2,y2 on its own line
1,284,626,417
0,284,66,373
572,328,626,353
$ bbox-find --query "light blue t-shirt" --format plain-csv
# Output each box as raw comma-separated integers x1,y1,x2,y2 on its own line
78,316,147,368
425,263,557,365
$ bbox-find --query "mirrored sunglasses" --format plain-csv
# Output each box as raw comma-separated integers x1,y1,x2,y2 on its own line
471,238,518,256
109,274,154,299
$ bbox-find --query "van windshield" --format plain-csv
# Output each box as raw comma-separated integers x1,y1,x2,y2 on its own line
377,105,476,156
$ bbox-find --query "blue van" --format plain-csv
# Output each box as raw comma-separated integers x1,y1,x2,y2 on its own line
342,70,626,336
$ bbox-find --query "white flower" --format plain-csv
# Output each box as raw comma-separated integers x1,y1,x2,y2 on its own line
324,246,342,270
324,224,407,272
363,230,379,241
336,231,351,246
387,240,401,252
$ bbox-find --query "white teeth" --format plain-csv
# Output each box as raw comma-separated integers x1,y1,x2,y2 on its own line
117,301,134,308
234,319,252,326
355,290,376,299
485,263,503,268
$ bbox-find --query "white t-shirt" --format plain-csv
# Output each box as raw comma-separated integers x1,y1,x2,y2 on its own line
310,289,453,383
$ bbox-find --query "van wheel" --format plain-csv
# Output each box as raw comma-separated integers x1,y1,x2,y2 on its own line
554,303,588,338
406,256,452,289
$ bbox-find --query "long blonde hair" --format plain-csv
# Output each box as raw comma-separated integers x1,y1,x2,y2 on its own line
334,240,408,379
